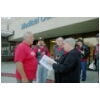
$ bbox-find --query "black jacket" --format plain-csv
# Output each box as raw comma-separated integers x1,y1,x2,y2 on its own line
76,44,90,59
52,49,81,83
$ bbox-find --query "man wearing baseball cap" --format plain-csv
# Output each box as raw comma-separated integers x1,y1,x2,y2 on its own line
33,37,50,83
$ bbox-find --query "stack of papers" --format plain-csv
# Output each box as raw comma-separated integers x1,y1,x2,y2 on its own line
40,55,57,71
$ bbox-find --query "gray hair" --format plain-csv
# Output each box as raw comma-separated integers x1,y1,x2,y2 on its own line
23,31,32,39
64,37,75,47
56,37,64,42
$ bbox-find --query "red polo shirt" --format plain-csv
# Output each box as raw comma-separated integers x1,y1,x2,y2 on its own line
94,44,99,55
57,47,67,55
14,42,38,80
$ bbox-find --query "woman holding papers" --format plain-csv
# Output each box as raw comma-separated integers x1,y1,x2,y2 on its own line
48,38,80,83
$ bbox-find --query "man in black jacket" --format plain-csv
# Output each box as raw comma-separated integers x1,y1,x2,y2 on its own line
76,39,90,81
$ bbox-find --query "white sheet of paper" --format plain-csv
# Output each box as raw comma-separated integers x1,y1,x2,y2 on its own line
39,55,57,71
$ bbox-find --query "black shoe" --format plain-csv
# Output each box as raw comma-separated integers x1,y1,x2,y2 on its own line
82,79,86,81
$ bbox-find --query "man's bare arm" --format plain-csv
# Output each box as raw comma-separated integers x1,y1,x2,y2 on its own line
16,62,28,83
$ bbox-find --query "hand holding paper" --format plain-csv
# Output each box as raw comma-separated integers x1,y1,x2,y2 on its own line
48,60,53,65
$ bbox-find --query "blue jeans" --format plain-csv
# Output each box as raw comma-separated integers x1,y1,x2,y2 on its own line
96,59,99,73
36,64,48,83
80,61,87,80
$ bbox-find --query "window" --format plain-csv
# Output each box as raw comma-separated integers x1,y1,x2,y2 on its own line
2,42,16,56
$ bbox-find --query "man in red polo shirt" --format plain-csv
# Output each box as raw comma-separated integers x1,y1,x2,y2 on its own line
14,32,38,83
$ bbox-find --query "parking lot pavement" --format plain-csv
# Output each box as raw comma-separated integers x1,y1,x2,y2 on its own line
1,62,99,83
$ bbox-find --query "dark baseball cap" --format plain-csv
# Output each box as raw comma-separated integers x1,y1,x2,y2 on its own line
95,34,99,37
38,37,44,41
76,39,83,42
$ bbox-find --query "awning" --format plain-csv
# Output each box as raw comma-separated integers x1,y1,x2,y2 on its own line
1,30,14,37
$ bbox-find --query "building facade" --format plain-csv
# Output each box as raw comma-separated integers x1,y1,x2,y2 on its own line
1,17,99,62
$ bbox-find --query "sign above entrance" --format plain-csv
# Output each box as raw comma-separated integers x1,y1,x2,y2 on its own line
21,17,54,30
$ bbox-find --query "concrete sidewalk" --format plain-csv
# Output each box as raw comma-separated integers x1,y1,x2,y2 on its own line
1,62,99,83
